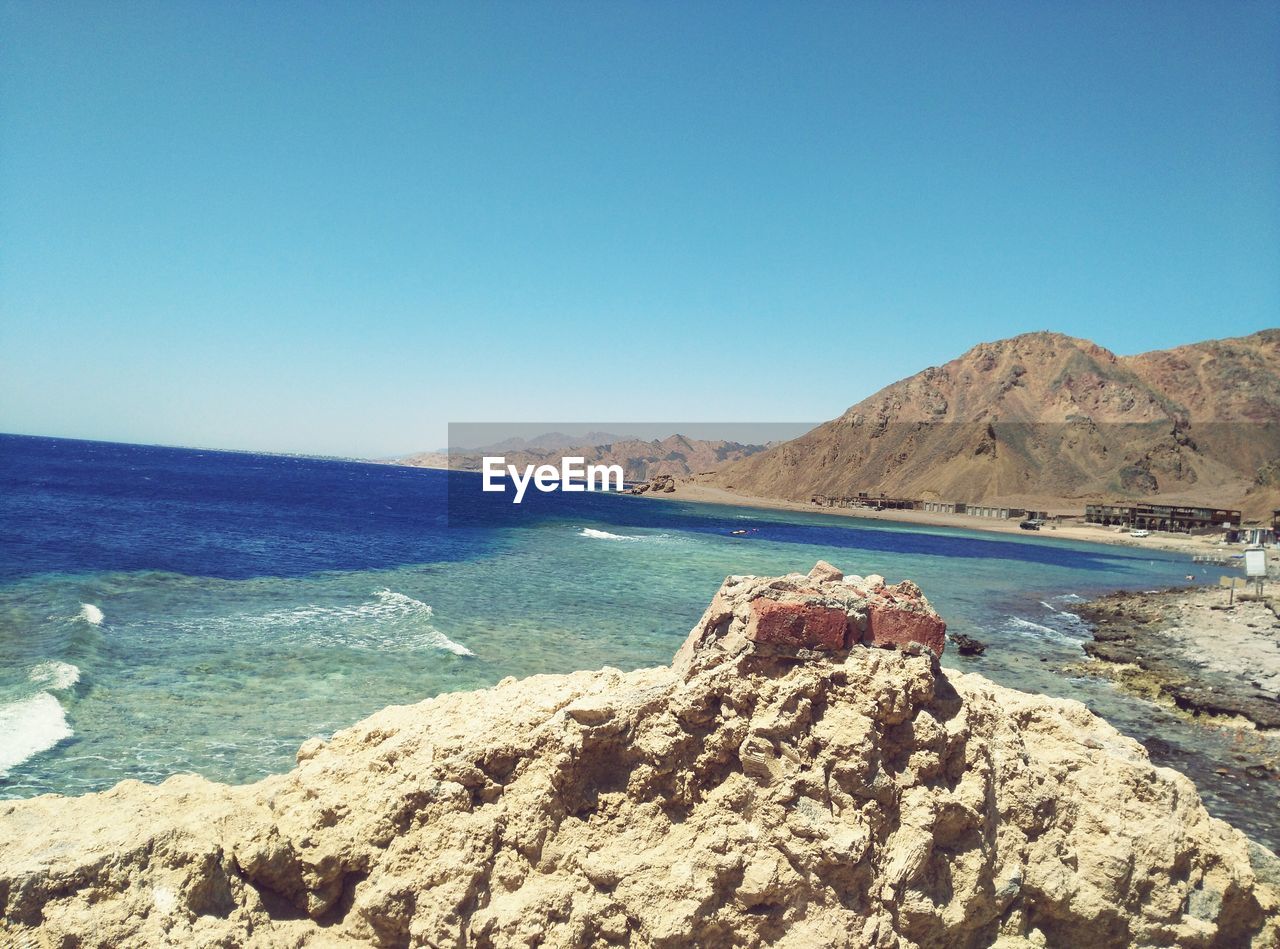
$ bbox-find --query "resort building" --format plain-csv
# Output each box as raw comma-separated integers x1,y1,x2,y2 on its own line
966,505,1026,520
811,493,920,511
1238,526,1276,547
814,494,1050,521
1085,502,1241,533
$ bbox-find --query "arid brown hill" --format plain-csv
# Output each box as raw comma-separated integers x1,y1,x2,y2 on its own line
708,330,1279,519
401,434,768,482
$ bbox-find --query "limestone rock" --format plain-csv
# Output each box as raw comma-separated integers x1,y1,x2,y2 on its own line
1,568,1277,948
674,564,947,669
808,559,844,583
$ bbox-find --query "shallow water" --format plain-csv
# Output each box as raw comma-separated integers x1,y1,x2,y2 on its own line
1,434,1275,850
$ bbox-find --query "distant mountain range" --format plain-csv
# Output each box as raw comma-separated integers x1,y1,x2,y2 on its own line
395,434,769,481
704,330,1280,519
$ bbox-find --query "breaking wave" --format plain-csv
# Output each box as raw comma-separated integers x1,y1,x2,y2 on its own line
1056,609,1087,629
578,528,671,542
29,661,81,691
79,603,104,626
579,528,642,540
1006,616,1059,636
0,692,73,776
218,590,474,656
1003,616,1081,646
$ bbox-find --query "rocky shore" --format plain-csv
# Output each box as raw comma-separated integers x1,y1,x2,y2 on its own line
3,565,1278,947
1078,586,1280,730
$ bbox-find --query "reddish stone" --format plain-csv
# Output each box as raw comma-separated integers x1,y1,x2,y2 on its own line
865,605,947,657
746,598,849,651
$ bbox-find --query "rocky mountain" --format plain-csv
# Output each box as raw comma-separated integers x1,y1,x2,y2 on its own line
707,330,1280,518
399,434,769,482
474,431,625,453
3,564,1276,946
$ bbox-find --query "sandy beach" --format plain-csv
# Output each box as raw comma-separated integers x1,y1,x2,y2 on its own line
635,478,1271,562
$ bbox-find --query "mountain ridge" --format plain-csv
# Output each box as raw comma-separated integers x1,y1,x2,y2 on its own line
707,329,1279,519
397,434,769,481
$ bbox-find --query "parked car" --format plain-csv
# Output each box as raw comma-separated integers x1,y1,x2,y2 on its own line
1130,529,1150,538
1018,520,1040,530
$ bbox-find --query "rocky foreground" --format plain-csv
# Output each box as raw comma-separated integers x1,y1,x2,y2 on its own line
3,565,1279,948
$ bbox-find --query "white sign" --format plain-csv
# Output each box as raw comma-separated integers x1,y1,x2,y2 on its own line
1244,547,1267,579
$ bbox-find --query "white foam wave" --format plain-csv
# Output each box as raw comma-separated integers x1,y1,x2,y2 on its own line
29,661,81,691
0,692,73,776
1051,593,1085,604
1007,617,1059,636
579,528,641,540
578,527,672,542
1039,600,1058,612
1054,611,1090,636
998,609,1090,648
79,603,104,625
245,590,474,656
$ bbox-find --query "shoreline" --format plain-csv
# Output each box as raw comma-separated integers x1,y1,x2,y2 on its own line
632,480,1261,561
1076,585,1280,733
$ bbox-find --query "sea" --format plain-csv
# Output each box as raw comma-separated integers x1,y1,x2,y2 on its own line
1,433,1276,850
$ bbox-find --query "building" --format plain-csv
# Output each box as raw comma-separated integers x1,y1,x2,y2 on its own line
1085,502,1241,533
811,493,920,511
966,505,1026,520
922,501,1051,520
1239,526,1275,547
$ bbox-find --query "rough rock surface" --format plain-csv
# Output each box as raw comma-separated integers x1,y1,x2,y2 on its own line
675,568,947,669
1079,586,1280,728
399,435,767,482
629,473,678,495
2,567,1278,948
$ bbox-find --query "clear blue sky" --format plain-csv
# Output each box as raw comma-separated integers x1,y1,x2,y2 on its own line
2,2,1277,456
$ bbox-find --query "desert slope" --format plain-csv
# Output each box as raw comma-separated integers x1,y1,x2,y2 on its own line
2,565,1276,947
708,330,1279,517
399,434,768,481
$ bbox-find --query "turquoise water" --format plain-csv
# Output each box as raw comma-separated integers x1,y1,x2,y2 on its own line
1,435,1275,849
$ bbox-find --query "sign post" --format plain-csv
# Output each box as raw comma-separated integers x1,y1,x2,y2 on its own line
1244,546,1267,598
1220,574,1239,605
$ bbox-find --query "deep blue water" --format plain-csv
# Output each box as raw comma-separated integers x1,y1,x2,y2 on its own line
1,433,1275,849
4,434,1127,580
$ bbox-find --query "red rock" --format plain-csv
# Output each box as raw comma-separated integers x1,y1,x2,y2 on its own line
746,598,849,651
865,605,946,657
